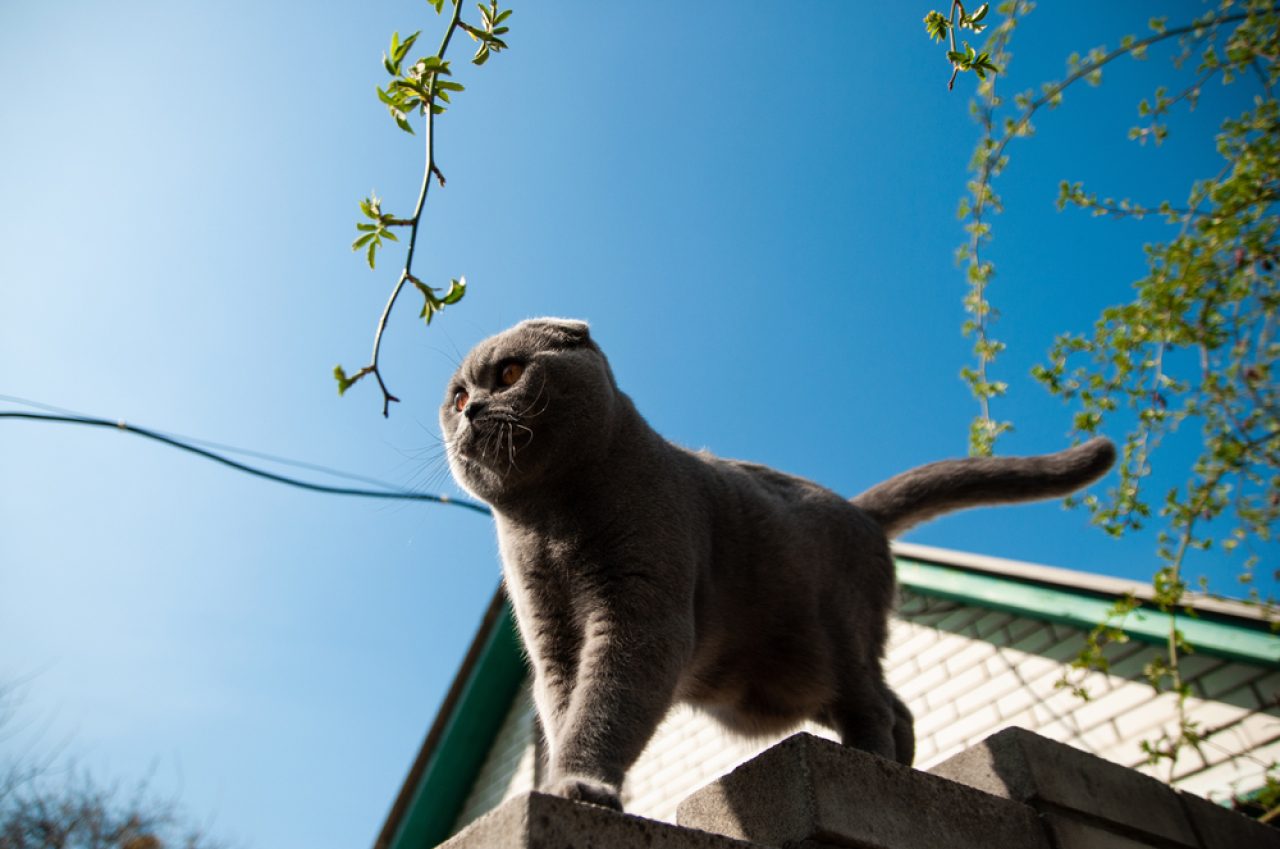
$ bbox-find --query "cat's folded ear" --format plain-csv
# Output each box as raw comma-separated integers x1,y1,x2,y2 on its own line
520,317,592,349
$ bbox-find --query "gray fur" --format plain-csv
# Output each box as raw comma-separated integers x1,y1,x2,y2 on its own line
441,318,1115,810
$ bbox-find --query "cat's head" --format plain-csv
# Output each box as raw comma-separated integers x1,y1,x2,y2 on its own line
441,318,620,505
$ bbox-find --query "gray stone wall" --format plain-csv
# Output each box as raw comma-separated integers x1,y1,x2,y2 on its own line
441,729,1280,849
449,587,1278,835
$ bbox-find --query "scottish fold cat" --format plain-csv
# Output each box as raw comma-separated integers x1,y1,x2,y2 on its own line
442,318,1115,810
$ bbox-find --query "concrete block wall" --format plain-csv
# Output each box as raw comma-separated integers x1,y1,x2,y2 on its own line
927,727,1280,849
439,729,1279,849
447,588,1279,836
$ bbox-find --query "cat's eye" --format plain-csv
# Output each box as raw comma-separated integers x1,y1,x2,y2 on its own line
499,362,524,387
454,390,469,412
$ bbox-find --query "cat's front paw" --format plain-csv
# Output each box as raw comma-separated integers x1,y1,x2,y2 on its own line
550,775,622,811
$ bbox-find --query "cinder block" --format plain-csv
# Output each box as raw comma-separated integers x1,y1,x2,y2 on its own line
927,727,1198,848
1041,813,1164,849
1179,790,1280,849
676,733,1049,849
439,792,762,849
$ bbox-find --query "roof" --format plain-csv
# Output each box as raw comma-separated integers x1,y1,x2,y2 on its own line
372,590,524,849
374,543,1279,849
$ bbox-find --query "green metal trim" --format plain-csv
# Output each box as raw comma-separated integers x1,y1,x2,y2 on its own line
387,603,526,849
896,558,1280,666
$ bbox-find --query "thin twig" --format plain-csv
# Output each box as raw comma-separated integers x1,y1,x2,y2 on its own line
947,0,965,90
961,2,1023,453
362,0,466,417
961,5,1275,452
978,10,1269,188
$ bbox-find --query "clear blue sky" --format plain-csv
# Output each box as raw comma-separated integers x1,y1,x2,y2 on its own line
1,2,1270,848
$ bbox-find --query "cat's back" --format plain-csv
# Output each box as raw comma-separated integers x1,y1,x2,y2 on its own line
680,449,884,563
693,450,857,517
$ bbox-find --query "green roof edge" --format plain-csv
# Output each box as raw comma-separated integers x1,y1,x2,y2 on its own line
896,557,1280,666
380,555,1279,849
384,602,525,849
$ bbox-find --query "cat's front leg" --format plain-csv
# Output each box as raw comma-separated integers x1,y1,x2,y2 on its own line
547,610,691,811
549,774,625,810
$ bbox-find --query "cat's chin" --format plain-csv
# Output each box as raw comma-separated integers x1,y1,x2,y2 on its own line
446,453,523,505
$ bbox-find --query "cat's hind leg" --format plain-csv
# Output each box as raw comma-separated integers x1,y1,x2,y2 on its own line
825,668,898,762
888,687,915,765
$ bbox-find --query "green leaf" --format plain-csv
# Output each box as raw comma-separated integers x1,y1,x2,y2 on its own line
410,277,434,299
923,10,950,42
442,276,467,305
366,240,377,269
334,365,355,396
352,233,376,250
394,111,414,134
391,77,423,95
420,56,450,74
396,31,420,62
473,44,490,65
381,229,399,242
411,277,445,324
356,222,376,232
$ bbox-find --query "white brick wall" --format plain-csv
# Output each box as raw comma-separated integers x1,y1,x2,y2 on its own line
450,589,1280,833
450,682,538,832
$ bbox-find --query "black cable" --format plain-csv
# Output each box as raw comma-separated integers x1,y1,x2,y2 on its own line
0,393,412,490
0,410,492,517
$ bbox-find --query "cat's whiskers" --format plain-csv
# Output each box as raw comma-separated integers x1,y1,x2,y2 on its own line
485,424,504,464
518,376,551,420
504,422,520,474
406,443,453,485
472,421,496,464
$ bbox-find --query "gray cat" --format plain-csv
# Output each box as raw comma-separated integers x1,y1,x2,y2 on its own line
441,318,1115,811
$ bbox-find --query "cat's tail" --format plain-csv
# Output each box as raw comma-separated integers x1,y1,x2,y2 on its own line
851,437,1116,538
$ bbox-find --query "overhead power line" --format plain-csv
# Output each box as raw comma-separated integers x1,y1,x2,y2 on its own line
0,400,492,517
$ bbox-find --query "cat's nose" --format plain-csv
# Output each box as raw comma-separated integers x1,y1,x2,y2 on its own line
464,399,486,420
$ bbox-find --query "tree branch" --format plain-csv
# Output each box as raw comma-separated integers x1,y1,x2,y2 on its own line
346,0,470,417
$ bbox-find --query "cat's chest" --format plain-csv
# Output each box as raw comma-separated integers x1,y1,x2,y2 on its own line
499,523,574,568
495,515,647,606
497,521,589,591
495,527,595,637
